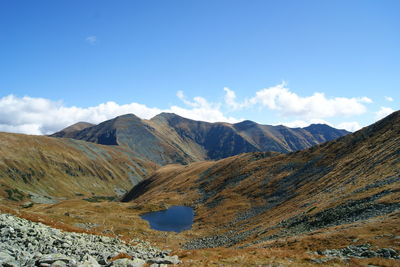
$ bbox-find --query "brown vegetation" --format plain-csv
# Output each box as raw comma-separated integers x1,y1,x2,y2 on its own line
1,111,399,265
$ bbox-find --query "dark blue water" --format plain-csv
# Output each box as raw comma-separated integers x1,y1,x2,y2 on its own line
140,206,194,233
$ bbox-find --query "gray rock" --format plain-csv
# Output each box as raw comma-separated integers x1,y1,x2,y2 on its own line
0,251,18,267
78,254,100,267
110,258,146,267
0,213,180,267
148,255,181,265
21,201,34,208
50,260,68,267
318,244,399,259
376,248,397,258
37,253,73,264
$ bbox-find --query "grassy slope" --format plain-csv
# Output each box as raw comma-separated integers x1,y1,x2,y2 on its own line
0,132,157,201
1,111,398,266
125,111,400,250
17,111,398,266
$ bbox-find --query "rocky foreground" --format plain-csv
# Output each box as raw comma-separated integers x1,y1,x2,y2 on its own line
0,213,181,267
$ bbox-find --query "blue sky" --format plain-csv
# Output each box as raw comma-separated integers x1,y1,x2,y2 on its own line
0,0,399,134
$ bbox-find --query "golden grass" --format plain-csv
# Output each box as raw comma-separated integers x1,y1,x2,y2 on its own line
0,132,157,199
1,113,399,265
1,198,399,266
109,253,133,261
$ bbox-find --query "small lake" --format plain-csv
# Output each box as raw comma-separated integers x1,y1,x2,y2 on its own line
140,206,194,233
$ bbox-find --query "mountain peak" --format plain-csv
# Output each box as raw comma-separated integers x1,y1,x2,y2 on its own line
114,113,141,120
234,120,258,130
50,122,94,137
63,121,94,132
152,112,184,120
110,113,142,127
151,113,193,125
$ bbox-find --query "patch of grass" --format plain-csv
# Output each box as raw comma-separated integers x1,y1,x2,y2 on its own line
109,253,132,262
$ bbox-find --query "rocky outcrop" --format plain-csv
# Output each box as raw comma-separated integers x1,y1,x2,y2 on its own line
316,244,399,260
0,213,180,267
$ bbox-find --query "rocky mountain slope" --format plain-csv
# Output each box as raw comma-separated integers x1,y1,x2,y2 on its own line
123,111,400,252
52,113,349,165
0,132,156,203
0,213,181,266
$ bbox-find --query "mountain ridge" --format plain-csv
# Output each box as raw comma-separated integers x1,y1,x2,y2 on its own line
52,112,350,165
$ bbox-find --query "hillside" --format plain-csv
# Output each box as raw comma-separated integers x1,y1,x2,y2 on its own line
123,110,400,253
52,112,349,165
0,132,156,203
1,112,398,266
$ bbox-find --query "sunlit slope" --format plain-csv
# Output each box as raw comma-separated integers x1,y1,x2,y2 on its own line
0,132,156,201
125,111,400,248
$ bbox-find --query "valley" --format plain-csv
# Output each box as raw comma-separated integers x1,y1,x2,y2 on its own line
0,112,399,266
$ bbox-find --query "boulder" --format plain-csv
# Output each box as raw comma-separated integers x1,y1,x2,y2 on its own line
50,260,68,267
110,258,146,267
148,255,181,265
0,251,18,267
37,253,73,265
78,254,100,267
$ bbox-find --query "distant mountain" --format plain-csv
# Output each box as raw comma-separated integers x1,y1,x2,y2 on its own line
122,110,400,249
52,114,198,165
0,132,156,201
52,113,349,165
51,122,94,138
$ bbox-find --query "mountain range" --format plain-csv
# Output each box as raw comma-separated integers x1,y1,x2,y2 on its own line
0,113,348,204
1,111,399,265
51,113,349,165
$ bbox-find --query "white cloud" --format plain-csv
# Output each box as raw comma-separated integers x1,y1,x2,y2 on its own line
223,83,372,119
336,122,362,132
375,106,395,120
0,93,239,135
85,36,97,44
0,83,375,135
276,120,361,132
0,95,162,135
169,105,238,123
172,90,239,123
274,119,362,132
385,96,394,102
224,87,243,110
0,124,42,135
276,119,332,128
242,83,372,119
176,90,185,100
